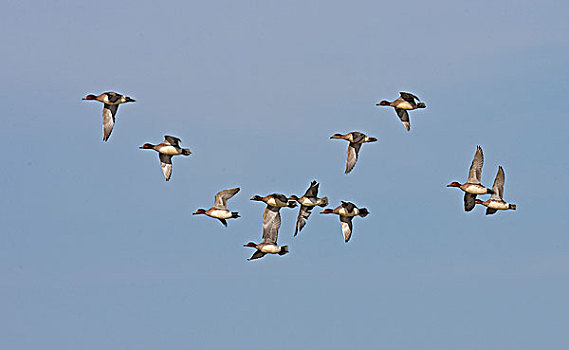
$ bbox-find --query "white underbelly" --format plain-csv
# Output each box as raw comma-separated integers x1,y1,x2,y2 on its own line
486,201,510,210
157,146,181,155
395,101,414,110
207,209,232,219
298,198,317,206
462,184,488,194
338,208,357,216
260,244,281,254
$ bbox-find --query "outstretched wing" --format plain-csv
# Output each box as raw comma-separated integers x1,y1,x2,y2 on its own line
248,250,266,261
486,208,498,215
467,146,484,184
303,181,319,198
214,187,240,208
490,166,505,200
345,143,361,174
395,108,410,131
262,206,281,244
464,193,477,212
340,216,353,242
399,92,420,103
294,205,313,236
164,135,182,147
159,153,173,181
102,104,118,141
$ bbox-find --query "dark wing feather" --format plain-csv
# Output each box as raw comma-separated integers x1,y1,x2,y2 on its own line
399,92,420,103
294,205,313,236
248,250,266,261
303,181,319,198
395,108,410,131
102,104,118,141
164,135,182,147
340,216,353,242
464,193,477,212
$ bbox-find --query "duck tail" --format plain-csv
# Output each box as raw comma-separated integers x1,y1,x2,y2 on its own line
182,148,191,156
318,197,329,207
231,212,240,218
358,208,370,217
278,246,289,255
417,102,426,108
509,204,517,210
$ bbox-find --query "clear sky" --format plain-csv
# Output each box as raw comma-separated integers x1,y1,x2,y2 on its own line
1,0,568,349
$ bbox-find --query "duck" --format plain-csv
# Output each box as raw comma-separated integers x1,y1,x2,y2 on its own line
139,135,191,181
244,205,289,260
321,201,369,243
250,193,297,208
475,166,517,215
330,132,377,174
289,180,328,236
376,92,426,131
193,187,241,226
447,145,493,211
82,92,135,141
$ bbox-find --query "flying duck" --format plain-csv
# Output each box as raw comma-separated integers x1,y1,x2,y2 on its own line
244,205,289,260
330,132,377,174
289,180,328,236
139,135,191,181
447,145,493,211
475,166,517,215
376,92,426,131
193,187,241,226
82,92,135,141
321,201,369,243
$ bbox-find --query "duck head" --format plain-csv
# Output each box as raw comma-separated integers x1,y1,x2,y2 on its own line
376,100,390,106
330,133,344,139
82,94,98,101
446,181,462,188
244,242,257,248
250,195,264,201
193,209,207,215
321,208,334,214
139,143,155,149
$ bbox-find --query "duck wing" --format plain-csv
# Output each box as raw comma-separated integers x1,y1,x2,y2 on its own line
163,135,182,147
214,187,240,208
467,146,484,184
262,205,281,244
464,193,477,212
399,92,420,103
340,215,353,242
248,250,266,261
104,92,123,104
395,108,411,131
102,104,118,142
345,143,361,174
341,201,356,213
294,205,313,236
159,153,173,181
490,166,505,200
303,181,319,198
485,208,498,215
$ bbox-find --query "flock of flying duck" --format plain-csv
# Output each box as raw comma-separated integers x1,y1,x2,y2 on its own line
83,90,516,260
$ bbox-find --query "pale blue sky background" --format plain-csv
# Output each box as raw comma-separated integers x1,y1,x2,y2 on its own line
1,0,568,349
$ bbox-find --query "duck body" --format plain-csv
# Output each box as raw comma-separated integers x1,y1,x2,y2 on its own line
139,135,191,181
82,91,135,141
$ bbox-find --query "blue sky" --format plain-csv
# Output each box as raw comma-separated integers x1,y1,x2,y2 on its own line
1,0,568,348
